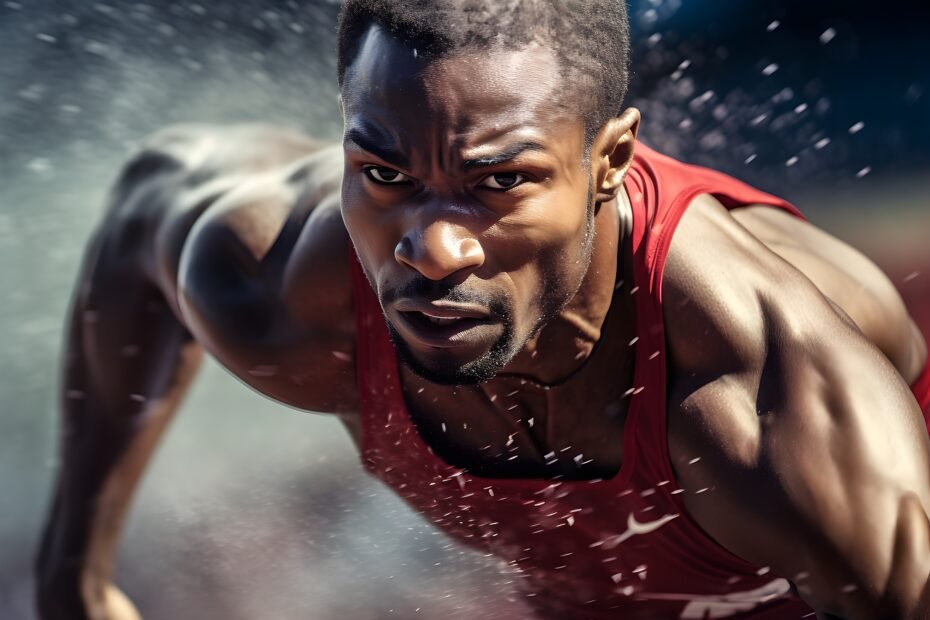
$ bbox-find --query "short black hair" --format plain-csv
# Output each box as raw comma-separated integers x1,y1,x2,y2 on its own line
337,0,631,144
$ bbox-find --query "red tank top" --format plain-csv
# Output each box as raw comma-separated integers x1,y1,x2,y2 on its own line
349,141,930,619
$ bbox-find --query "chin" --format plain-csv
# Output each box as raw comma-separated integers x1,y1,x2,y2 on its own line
387,324,514,386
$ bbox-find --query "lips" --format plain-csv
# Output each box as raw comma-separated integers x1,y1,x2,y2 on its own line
391,300,499,349
394,300,490,320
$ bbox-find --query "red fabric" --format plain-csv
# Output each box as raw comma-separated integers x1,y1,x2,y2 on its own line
913,356,930,423
348,141,924,618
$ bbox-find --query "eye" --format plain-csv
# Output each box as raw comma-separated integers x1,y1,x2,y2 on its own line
363,165,411,185
480,173,527,191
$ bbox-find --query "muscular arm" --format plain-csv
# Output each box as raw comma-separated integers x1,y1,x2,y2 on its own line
37,211,204,620
666,200,930,618
37,125,351,619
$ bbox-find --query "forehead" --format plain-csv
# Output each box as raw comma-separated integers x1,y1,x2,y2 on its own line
341,25,579,145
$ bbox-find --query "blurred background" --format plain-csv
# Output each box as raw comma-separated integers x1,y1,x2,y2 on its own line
0,0,927,618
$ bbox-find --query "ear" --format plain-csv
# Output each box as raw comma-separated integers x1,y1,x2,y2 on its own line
591,107,640,204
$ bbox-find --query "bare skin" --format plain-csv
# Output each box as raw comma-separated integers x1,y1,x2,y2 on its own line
37,28,930,620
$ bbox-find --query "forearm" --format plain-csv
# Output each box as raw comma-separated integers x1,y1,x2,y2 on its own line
884,494,930,620
37,336,202,619
37,410,146,615
808,493,930,620
38,390,167,565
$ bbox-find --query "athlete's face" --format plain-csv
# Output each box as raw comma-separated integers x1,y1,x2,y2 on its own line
340,25,596,385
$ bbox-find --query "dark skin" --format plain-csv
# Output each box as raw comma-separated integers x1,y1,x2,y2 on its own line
37,23,930,620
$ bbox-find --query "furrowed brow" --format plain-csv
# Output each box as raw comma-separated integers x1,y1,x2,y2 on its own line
343,126,410,170
462,141,547,172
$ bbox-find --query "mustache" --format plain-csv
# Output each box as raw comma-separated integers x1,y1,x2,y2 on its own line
381,276,509,316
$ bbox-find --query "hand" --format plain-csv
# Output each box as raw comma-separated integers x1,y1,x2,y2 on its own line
92,584,142,620
37,578,141,620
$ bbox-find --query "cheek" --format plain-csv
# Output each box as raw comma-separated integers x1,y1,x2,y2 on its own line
490,190,590,274
341,180,397,281
489,192,591,318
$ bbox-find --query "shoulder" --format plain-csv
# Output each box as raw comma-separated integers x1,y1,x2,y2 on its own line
176,143,358,413
662,192,929,492
99,123,331,300
662,194,930,616
88,124,357,412
661,193,778,375
729,203,926,382
165,129,345,325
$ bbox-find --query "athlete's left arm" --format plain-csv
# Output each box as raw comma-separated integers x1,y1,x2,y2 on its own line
670,271,930,619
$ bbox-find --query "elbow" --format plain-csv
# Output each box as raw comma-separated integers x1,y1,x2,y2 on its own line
865,580,930,620
876,494,930,620
883,570,930,620
819,495,930,620
908,580,930,620
826,577,930,620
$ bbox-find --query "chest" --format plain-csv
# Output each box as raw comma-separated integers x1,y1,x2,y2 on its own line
398,313,639,480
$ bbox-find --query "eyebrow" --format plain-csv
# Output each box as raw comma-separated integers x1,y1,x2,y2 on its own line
344,128,547,174
462,141,548,172
343,126,410,170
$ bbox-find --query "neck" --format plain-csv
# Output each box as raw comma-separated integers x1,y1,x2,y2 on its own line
496,186,634,386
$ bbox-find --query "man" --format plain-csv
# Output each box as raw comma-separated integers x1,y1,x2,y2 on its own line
36,1,930,618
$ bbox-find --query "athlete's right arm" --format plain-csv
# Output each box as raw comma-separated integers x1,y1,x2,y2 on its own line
36,128,356,619
35,156,206,620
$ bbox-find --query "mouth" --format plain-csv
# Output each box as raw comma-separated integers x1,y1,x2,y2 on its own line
419,311,470,326
392,301,499,350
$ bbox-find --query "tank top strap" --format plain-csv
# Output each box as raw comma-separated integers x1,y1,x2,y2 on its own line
911,354,930,421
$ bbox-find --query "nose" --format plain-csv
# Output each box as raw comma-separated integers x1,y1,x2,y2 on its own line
395,217,485,282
